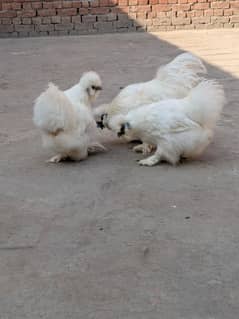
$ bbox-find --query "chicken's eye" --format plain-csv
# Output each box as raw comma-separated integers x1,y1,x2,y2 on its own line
91,85,96,90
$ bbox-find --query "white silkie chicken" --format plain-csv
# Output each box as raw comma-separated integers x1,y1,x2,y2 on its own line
94,52,207,142
111,80,225,166
33,71,105,163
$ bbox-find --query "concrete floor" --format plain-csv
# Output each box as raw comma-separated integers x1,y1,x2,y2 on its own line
0,29,239,319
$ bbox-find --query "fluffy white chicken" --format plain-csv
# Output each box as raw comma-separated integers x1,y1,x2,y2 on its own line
33,71,105,163
111,80,225,166
94,52,207,134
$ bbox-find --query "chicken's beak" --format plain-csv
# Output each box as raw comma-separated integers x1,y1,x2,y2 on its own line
95,86,102,91
96,121,104,129
118,122,131,137
96,113,107,130
117,123,126,137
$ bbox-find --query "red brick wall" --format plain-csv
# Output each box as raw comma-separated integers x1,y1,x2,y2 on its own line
0,0,238,37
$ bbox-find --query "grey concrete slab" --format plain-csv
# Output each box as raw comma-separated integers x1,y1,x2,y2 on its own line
0,30,239,319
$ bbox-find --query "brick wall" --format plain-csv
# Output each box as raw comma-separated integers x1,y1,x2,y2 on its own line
0,0,238,37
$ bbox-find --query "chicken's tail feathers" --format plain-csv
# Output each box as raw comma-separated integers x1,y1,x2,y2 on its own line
156,52,207,92
33,83,77,134
183,80,226,129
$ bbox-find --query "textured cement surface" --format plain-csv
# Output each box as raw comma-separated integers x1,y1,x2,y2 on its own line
0,29,239,319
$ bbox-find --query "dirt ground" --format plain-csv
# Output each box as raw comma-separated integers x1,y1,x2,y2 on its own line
0,29,239,319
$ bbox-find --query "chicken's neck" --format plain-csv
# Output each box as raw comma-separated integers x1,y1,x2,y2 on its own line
64,83,91,108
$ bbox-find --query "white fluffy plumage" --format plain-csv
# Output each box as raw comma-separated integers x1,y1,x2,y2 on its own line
33,71,105,163
94,52,207,132
113,80,225,166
